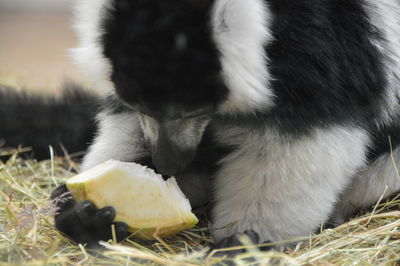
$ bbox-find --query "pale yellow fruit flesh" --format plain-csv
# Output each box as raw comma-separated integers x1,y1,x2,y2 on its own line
65,160,198,239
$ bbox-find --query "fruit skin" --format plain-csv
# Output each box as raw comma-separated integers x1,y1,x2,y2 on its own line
65,161,198,240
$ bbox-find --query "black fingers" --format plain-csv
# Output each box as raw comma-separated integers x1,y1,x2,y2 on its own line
85,220,130,248
51,184,129,248
50,184,69,199
93,206,116,227
113,222,130,242
76,201,97,226
84,220,130,249
51,184,76,211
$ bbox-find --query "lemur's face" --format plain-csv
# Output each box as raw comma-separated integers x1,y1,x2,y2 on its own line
74,0,272,175
100,0,225,175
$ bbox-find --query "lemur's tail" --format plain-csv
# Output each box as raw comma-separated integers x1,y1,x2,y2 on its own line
0,83,100,160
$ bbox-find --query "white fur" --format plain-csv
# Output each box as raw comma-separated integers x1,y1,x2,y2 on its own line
83,112,211,208
166,118,211,151
212,0,275,114
81,111,148,171
139,113,211,152
333,146,400,224
212,126,370,243
138,115,159,147
364,0,400,124
71,0,114,96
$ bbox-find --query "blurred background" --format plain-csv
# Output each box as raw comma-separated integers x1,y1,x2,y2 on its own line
0,0,89,93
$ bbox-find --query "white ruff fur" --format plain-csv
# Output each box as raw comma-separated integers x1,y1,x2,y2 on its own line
71,0,114,96
212,126,369,243
81,111,147,171
212,0,275,114
364,0,400,124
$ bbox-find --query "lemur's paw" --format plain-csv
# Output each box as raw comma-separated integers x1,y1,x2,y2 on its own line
51,184,130,248
211,231,271,257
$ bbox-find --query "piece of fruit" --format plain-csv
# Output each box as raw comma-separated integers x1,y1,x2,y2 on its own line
65,160,198,239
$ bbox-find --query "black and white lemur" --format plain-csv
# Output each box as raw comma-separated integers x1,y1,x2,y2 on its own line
1,0,400,253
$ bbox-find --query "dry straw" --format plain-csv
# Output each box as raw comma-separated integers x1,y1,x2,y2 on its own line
0,148,399,265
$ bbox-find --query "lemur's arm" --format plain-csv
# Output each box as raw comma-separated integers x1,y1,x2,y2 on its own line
52,110,211,246
52,110,146,246
81,111,149,171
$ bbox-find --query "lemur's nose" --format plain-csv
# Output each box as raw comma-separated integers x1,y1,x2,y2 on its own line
152,127,197,176
152,143,196,176
153,161,182,176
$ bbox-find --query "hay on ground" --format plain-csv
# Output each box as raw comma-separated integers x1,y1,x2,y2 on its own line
0,148,399,265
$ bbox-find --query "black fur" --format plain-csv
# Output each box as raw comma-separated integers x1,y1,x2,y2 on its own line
0,84,99,160
51,184,129,248
101,0,228,117
367,122,400,161
262,0,387,135
103,0,389,137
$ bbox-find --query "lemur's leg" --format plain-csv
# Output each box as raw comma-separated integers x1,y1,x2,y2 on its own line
332,147,400,224
211,126,370,251
81,111,148,171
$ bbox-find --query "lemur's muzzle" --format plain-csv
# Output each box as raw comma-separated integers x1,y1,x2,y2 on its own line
152,128,197,176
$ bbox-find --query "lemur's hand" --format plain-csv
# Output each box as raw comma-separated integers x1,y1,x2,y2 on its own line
51,184,130,248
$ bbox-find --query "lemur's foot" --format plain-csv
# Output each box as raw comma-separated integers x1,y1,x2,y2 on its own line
211,231,272,257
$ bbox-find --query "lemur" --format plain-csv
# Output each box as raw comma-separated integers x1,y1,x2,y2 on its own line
2,0,400,254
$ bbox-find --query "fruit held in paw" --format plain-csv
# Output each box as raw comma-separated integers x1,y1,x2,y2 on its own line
65,160,198,239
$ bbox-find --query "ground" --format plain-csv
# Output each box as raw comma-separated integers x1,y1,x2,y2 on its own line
0,148,399,265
